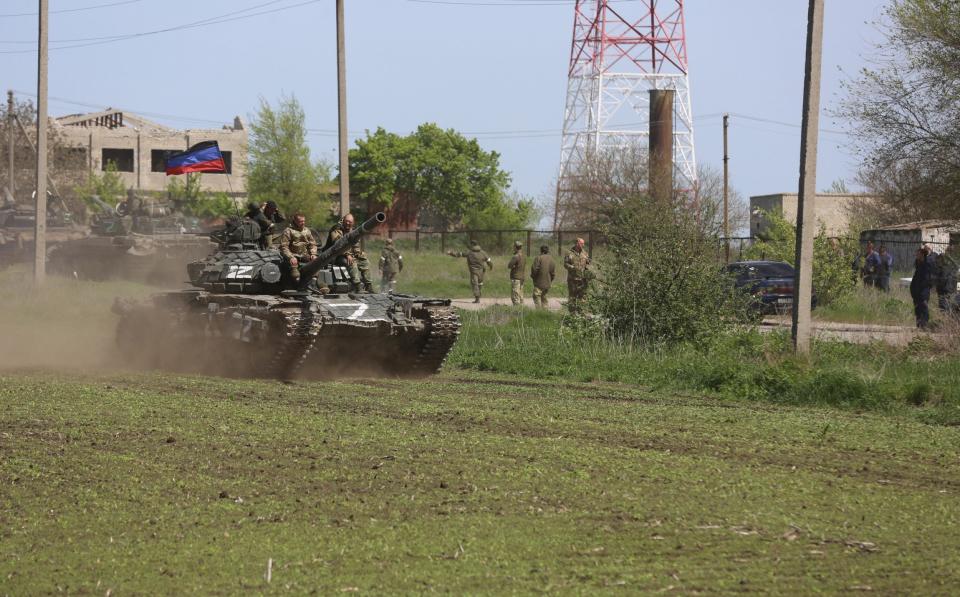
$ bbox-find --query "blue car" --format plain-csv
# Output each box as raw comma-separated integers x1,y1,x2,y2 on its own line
723,260,817,314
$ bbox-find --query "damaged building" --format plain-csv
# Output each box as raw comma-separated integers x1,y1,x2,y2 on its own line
54,109,247,196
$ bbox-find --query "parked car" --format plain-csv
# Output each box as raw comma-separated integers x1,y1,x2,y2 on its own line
723,260,817,314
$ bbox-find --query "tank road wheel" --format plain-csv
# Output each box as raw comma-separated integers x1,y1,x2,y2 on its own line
407,306,461,377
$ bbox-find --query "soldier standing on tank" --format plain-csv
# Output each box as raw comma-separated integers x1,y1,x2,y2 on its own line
378,238,404,292
530,244,556,309
244,203,273,249
448,240,493,303
261,200,286,247
564,237,591,314
508,240,526,305
326,213,374,292
278,213,318,282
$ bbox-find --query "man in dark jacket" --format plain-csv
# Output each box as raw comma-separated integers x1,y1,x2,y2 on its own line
934,250,958,313
530,245,556,309
877,245,893,292
911,246,935,328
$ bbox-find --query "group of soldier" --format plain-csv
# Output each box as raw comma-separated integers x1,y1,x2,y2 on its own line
449,237,592,312
244,203,399,293
240,202,591,307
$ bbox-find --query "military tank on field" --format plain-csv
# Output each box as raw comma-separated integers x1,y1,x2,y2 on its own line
47,191,214,284
113,212,460,379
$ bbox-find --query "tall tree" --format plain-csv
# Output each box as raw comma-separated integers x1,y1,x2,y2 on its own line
348,124,516,228
838,0,960,222
247,95,331,222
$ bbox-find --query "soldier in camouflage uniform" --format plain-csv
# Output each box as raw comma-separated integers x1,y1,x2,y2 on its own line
378,238,404,292
448,240,493,303
278,213,318,282
530,244,556,309
564,237,591,314
507,240,526,305
325,213,374,292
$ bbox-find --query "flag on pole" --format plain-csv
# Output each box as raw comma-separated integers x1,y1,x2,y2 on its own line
164,141,227,175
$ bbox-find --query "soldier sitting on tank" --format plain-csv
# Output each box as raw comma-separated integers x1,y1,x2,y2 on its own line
325,213,374,292
244,203,273,249
278,213,318,282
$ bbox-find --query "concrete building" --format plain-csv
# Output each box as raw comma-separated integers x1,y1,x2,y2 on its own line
750,193,875,238
54,109,247,196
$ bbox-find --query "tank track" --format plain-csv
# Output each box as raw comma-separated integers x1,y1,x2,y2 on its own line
410,306,461,375
263,305,322,380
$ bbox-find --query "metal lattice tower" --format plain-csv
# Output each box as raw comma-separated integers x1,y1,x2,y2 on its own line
554,0,696,228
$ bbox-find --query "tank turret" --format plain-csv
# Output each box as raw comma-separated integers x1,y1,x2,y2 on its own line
188,212,387,295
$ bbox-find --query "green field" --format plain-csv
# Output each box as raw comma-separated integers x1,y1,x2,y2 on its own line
3,371,959,594
2,265,960,593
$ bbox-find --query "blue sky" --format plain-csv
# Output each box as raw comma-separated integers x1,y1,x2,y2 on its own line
1,0,889,221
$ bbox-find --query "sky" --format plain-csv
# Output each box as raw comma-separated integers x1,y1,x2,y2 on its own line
1,0,890,228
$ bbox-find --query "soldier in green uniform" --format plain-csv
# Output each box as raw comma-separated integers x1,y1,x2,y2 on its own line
448,240,493,303
564,237,591,314
530,244,556,309
278,213,318,282
326,213,374,292
508,240,526,305
378,238,404,292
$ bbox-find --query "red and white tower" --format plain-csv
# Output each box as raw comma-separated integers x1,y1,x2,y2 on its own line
555,0,696,227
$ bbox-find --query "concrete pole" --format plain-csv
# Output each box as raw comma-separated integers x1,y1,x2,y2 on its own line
791,0,825,354
648,89,674,205
336,0,350,218
7,90,14,200
723,113,730,263
34,0,49,287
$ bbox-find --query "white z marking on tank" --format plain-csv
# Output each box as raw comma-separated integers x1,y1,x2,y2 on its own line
226,265,254,279
328,302,369,320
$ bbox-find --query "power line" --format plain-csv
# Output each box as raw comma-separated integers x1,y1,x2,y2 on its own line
0,0,145,18
0,0,320,52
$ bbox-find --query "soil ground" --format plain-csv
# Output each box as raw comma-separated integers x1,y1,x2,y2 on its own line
2,370,958,594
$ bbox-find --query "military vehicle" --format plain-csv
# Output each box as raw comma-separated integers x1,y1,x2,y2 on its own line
0,188,86,269
46,192,215,283
113,212,460,379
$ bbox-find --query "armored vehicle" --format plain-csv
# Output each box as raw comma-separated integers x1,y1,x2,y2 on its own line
46,192,214,283
113,212,460,379
0,188,86,269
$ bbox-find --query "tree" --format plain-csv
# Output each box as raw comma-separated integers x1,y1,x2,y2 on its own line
838,0,960,220
248,95,332,223
555,144,747,236
571,143,755,345
348,124,515,228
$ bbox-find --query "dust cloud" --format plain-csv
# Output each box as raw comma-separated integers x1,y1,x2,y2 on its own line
0,266,153,373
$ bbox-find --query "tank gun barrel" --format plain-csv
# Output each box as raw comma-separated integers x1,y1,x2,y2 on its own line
298,212,386,285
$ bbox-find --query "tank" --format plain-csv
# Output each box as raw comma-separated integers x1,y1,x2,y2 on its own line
46,192,214,284
0,188,86,269
113,212,461,379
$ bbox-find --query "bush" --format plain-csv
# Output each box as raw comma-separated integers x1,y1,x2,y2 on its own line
584,195,755,346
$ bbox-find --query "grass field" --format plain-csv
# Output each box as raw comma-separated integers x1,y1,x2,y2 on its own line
2,371,959,594
3,265,960,592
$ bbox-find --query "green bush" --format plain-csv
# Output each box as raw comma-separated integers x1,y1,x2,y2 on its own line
585,195,755,346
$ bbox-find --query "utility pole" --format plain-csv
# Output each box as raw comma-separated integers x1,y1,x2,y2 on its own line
7,91,14,201
723,113,730,263
792,0,825,354
34,0,49,286
336,0,350,218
